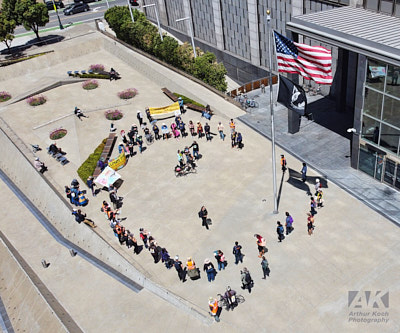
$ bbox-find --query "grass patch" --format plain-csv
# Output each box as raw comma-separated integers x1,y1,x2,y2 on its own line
173,93,205,107
77,138,107,183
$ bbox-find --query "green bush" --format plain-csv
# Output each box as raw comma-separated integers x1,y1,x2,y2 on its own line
104,6,227,92
173,93,204,108
77,138,107,183
73,73,110,79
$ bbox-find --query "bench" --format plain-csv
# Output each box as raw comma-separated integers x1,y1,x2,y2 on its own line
161,88,179,102
92,132,117,179
47,147,69,165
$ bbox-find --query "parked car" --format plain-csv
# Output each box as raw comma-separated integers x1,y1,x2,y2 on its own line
63,2,89,15
45,0,64,10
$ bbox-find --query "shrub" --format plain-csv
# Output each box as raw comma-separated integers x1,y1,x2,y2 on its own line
82,79,99,90
26,95,47,106
118,88,138,99
49,128,67,140
173,93,204,108
89,64,105,72
104,7,227,92
77,138,107,183
105,109,123,120
0,91,12,102
78,73,110,80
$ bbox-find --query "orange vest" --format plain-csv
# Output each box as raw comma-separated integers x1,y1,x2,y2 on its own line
209,300,218,314
230,121,235,129
187,260,195,270
281,157,286,166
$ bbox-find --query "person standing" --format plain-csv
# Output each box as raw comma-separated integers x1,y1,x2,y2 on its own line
217,122,225,140
229,119,236,133
310,197,317,216
86,176,97,197
190,141,200,160
314,178,321,195
203,259,216,282
198,205,208,230
285,212,294,235
137,135,143,154
214,250,226,271
307,213,314,236
301,162,307,182
178,96,184,112
204,123,211,141
231,131,237,148
189,120,195,136
261,256,269,279
241,267,253,293
317,189,324,208
197,121,204,138
280,154,287,173
177,150,184,168
254,234,266,258
232,241,243,265
136,111,144,126
174,256,186,282
139,228,149,249
236,132,243,149
208,297,220,322
277,221,285,242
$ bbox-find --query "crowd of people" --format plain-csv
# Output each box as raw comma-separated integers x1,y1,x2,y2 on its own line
49,102,328,323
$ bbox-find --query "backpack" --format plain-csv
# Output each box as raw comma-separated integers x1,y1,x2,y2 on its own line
278,225,284,234
245,272,252,283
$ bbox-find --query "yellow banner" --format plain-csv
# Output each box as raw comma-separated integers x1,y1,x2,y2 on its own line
149,102,180,115
108,152,127,170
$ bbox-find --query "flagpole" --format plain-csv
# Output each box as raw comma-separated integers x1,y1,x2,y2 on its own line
266,9,278,214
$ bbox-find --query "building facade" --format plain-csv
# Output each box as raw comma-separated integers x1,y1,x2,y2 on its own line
142,0,400,191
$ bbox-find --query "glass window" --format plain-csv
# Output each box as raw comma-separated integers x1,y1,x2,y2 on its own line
366,58,387,92
384,159,396,184
386,65,400,98
380,124,400,154
380,0,394,13
375,153,385,180
364,88,383,119
365,0,379,10
396,0,400,17
382,95,400,128
359,145,377,177
362,116,381,144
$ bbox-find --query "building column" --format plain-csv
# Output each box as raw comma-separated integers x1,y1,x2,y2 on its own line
247,0,260,66
157,0,168,26
212,0,224,50
351,54,367,169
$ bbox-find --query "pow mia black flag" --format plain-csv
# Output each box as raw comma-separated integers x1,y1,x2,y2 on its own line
277,75,307,116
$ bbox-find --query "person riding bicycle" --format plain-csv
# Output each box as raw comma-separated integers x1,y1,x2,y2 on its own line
224,286,237,310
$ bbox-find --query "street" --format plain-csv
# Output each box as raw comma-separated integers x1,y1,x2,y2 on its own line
14,0,131,35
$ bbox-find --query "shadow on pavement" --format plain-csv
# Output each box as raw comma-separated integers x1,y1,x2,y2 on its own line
306,97,353,139
1,34,65,57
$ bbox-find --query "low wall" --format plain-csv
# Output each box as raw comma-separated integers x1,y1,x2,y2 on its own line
0,121,209,324
0,237,68,333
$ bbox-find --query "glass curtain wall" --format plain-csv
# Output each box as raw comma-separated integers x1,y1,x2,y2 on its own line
359,57,400,189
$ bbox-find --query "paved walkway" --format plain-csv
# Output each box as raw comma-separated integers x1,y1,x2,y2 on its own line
239,88,400,226
1,24,399,333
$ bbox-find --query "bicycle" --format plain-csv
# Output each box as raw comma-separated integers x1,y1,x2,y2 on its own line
217,293,245,311
245,99,259,108
145,133,154,145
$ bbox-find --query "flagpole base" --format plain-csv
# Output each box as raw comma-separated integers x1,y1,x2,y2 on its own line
273,210,279,214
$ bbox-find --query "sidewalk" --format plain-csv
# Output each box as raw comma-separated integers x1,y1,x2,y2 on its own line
239,88,400,226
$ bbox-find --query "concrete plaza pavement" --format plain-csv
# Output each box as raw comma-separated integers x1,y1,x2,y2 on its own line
0,24,399,332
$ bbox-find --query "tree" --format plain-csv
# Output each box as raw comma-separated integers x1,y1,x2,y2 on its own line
15,0,49,40
0,13,16,52
104,6,131,39
1,0,19,22
153,35,180,67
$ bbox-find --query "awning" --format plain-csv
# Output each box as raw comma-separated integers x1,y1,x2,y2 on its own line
287,6,400,66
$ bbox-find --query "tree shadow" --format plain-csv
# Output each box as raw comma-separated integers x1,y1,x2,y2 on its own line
1,34,65,56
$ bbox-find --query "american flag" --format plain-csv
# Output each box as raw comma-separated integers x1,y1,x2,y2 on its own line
274,31,332,85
